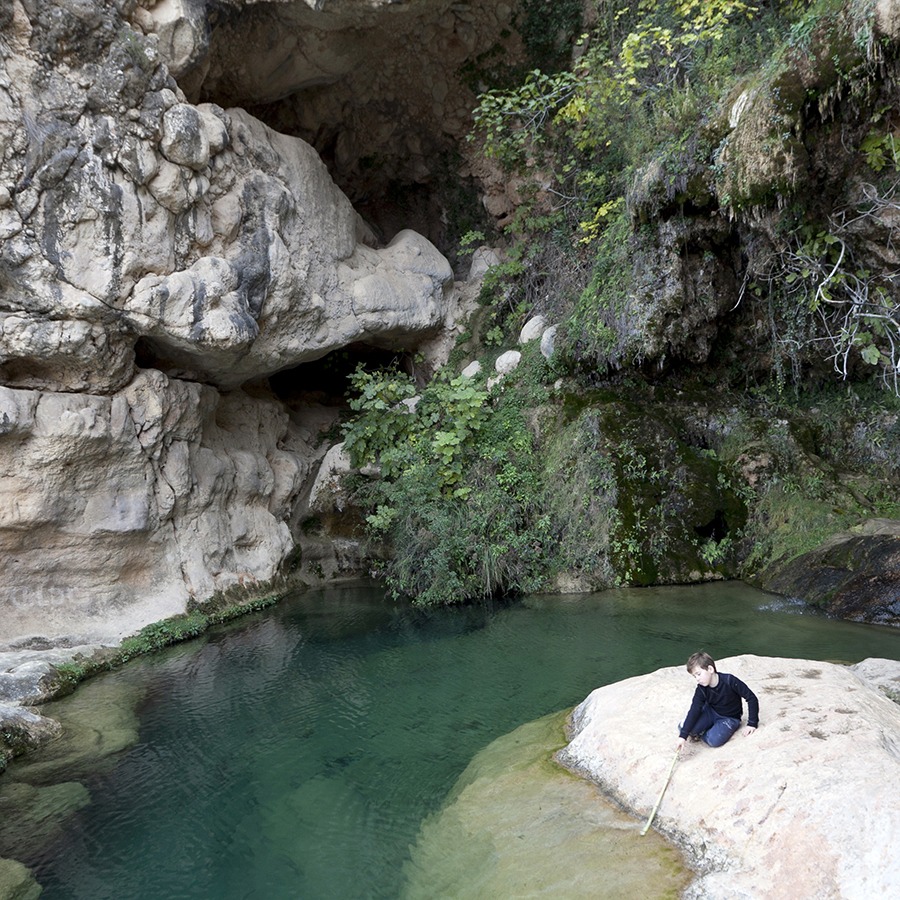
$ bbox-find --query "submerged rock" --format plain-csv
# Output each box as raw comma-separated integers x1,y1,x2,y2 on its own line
403,711,690,899
0,781,91,858
0,857,41,900
557,655,900,899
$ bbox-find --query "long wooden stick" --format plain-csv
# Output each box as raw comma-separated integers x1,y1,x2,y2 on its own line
640,746,681,835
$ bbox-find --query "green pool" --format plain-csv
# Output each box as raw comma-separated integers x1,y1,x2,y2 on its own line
2,581,898,898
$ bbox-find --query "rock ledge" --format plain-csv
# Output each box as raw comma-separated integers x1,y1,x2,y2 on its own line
557,655,900,900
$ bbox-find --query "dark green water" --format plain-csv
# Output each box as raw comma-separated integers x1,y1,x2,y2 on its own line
3,581,900,899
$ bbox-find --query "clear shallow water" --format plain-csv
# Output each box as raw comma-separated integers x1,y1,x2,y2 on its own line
3,581,900,899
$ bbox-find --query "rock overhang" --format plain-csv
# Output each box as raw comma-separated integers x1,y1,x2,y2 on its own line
141,0,567,249
2,0,513,649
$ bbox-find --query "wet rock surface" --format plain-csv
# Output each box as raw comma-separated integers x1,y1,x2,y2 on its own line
403,712,691,899
760,519,900,626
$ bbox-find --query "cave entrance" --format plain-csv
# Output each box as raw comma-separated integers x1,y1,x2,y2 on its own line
268,344,414,410
189,1,534,262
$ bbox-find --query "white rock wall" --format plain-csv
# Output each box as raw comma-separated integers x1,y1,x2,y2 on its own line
0,0,463,647
1,370,311,645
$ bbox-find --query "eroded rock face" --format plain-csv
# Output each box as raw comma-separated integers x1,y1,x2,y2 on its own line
0,0,470,647
558,655,900,899
177,0,527,231
1,3,456,394
0,371,313,645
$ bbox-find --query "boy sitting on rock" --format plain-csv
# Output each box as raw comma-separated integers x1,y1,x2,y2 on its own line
676,650,759,749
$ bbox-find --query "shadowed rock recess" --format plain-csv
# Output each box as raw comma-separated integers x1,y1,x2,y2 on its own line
0,0,536,651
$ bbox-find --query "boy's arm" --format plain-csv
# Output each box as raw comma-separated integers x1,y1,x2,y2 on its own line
731,674,760,729
678,686,705,740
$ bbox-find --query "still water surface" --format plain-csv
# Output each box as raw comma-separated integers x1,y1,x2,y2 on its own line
4,581,900,898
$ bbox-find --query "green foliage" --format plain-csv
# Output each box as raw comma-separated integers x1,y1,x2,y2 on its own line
472,68,585,169
542,410,620,586
559,206,634,369
860,110,900,172
603,419,746,584
458,229,486,256
718,387,900,574
343,366,489,493
470,212,592,345
342,367,419,480
343,354,559,605
542,388,752,587
464,0,815,378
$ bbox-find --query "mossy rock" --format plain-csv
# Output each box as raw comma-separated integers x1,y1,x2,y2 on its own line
599,402,747,585
6,676,142,785
714,5,873,210
545,386,749,589
0,858,41,900
0,781,90,860
402,712,690,898
758,522,900,625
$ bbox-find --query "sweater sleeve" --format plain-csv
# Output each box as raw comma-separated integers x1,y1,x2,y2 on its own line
679,686,706,739
730,674,760,728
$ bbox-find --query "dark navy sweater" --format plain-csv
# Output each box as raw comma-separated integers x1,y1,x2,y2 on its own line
679,672,760,739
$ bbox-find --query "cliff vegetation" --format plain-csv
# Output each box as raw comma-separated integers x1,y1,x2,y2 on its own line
341,0,900,616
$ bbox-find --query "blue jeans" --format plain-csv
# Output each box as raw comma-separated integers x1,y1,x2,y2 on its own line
687,704,741,748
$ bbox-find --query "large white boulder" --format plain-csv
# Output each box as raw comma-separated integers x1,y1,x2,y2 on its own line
557,655,900,899
540,323,558,359
518,315,547,344
494,349,521,375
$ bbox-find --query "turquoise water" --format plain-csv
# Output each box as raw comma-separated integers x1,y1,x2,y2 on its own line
3,581,900,898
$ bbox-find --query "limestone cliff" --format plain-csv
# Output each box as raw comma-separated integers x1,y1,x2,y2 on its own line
0,0,518,647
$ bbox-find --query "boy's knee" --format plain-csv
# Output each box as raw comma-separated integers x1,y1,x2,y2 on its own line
704,730,732,748
703,718,740,747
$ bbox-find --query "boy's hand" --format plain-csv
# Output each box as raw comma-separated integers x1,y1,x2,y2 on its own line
675,736,686,750
744,726,757,736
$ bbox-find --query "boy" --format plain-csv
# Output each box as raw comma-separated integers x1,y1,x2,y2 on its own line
676,650,759,749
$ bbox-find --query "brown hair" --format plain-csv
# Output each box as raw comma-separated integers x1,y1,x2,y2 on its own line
686,650,716,673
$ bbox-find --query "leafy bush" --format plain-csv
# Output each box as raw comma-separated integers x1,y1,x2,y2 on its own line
343,355,558,604
463,1,817,383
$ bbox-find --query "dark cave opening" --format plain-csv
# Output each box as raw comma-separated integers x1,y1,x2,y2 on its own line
241,92,491,268
134,337,412,408
694,509,730,543
268,344,414,409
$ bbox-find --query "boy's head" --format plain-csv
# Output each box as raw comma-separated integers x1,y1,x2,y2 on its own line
686,650,716,674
